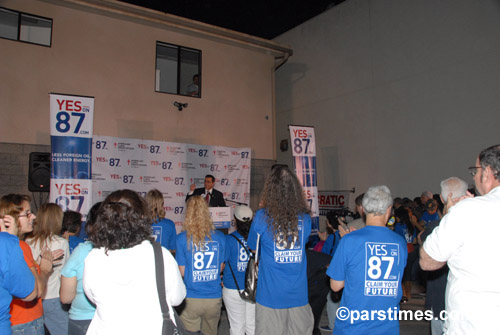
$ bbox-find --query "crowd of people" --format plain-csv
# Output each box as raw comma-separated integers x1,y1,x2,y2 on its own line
0,144,499,335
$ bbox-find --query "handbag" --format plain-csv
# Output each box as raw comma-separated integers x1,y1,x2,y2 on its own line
151,241,186,335
227,233,259,303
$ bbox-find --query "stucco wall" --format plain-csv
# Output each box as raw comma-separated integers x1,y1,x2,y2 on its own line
0,0,278,159
275,0,500,203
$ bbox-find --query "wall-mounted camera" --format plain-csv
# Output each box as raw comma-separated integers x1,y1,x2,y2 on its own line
174,101,188,111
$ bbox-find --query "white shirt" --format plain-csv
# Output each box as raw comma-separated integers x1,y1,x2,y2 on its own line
83,240,186,335
27,235,70,299
424,186,500,335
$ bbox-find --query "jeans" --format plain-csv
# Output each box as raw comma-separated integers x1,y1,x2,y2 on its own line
11,317,44,335
326,291,340,329
68,319,92,335
42,298,69,335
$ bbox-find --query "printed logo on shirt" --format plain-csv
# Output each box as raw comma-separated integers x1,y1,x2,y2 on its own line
152,226,162,243
237,239,249,272
274,224,303,264
191,241,220,282
364,242,400,297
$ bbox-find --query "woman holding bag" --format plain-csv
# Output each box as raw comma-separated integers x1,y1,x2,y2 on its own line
222,205,255,335
82,189,186,334
247,165,313,335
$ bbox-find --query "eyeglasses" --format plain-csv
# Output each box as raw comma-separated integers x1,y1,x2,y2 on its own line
18,210,33,218
468,166,482,177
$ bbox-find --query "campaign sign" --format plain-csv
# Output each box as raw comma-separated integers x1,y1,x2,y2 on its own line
50,93,94,219
192,241,220,282
364,242,401,297
289,125,319,236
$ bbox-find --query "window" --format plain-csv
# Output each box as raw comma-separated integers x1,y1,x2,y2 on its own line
155,42,202,98
0,7,52,47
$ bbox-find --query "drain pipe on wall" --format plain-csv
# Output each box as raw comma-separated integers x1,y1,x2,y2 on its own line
271,52,290,161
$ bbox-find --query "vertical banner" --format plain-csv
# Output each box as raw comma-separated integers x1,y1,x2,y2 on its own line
49,94,94,220
289,125,319,237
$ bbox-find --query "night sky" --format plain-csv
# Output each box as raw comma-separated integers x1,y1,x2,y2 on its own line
119,0,345,39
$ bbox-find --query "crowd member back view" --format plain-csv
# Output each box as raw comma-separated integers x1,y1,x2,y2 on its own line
176,195,226,335
83,189,186,334
247,165,313,335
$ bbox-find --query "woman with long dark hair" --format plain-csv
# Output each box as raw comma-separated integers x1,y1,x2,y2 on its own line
222,205,255,335
247,166,313,335
176,195,226,335
82,190,185,334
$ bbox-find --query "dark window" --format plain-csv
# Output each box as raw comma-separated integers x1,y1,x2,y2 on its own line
0,7,52,47
155,42,201,98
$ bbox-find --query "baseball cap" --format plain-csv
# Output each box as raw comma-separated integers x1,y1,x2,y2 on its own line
234,205,253,222
426,199,438,210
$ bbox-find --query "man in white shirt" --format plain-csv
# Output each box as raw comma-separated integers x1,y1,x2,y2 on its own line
420,144,500,335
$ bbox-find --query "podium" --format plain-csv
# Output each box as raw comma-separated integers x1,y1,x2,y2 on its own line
209,207,231,229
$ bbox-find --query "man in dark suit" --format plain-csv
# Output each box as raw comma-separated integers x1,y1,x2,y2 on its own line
185,174,226,207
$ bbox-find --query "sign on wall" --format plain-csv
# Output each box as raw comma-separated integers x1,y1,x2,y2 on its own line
91,135,251,231
49,93,94,219
289,125,319,235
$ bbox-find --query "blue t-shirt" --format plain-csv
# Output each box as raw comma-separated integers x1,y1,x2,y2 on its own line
176,230,226,299
327,226,407,335
0,233,35,335
421,212,440,226
223,232,250,290
393,222,417,244
321,231,341,256
152,218,177,251
69,235,85,254
61,241,96,320
247,209,311,309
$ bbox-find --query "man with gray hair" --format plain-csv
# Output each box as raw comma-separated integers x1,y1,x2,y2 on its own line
421,144,500,334
326,185,407,335
419,177,468,335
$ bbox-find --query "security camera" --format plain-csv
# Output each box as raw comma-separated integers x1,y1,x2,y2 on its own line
173,101,188,111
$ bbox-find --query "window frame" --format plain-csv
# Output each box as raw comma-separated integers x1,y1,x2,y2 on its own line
0,6,53,47
155,41,202,98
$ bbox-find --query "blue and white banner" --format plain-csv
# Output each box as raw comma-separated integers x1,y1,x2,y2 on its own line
91,135,251,232
289,125,319,235
49,94,94,219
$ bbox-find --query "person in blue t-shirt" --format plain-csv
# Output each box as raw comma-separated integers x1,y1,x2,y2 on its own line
327,185,407,335
223,205,255,335
0,232,37,335
420,199,441,228
176,196,226,335
61,210,85,253
146,189,177,253
60,202,101,335
247,165,313,335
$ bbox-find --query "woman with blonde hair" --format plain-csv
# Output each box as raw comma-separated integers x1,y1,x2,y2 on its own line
176,195,226,335
26,203,69,335
145,189,177,253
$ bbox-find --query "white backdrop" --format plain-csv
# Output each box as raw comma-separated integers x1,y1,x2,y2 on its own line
92,135,251,231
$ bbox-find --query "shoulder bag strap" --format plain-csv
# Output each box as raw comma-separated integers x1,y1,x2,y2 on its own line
229,234,251,256
330,233,337,256
152,240,171,335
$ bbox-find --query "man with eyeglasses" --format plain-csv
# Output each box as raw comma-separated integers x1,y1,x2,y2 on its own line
420,144,500,335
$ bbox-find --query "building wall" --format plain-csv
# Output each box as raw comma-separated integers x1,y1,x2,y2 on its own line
275,0,500,202
0,0,281,160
